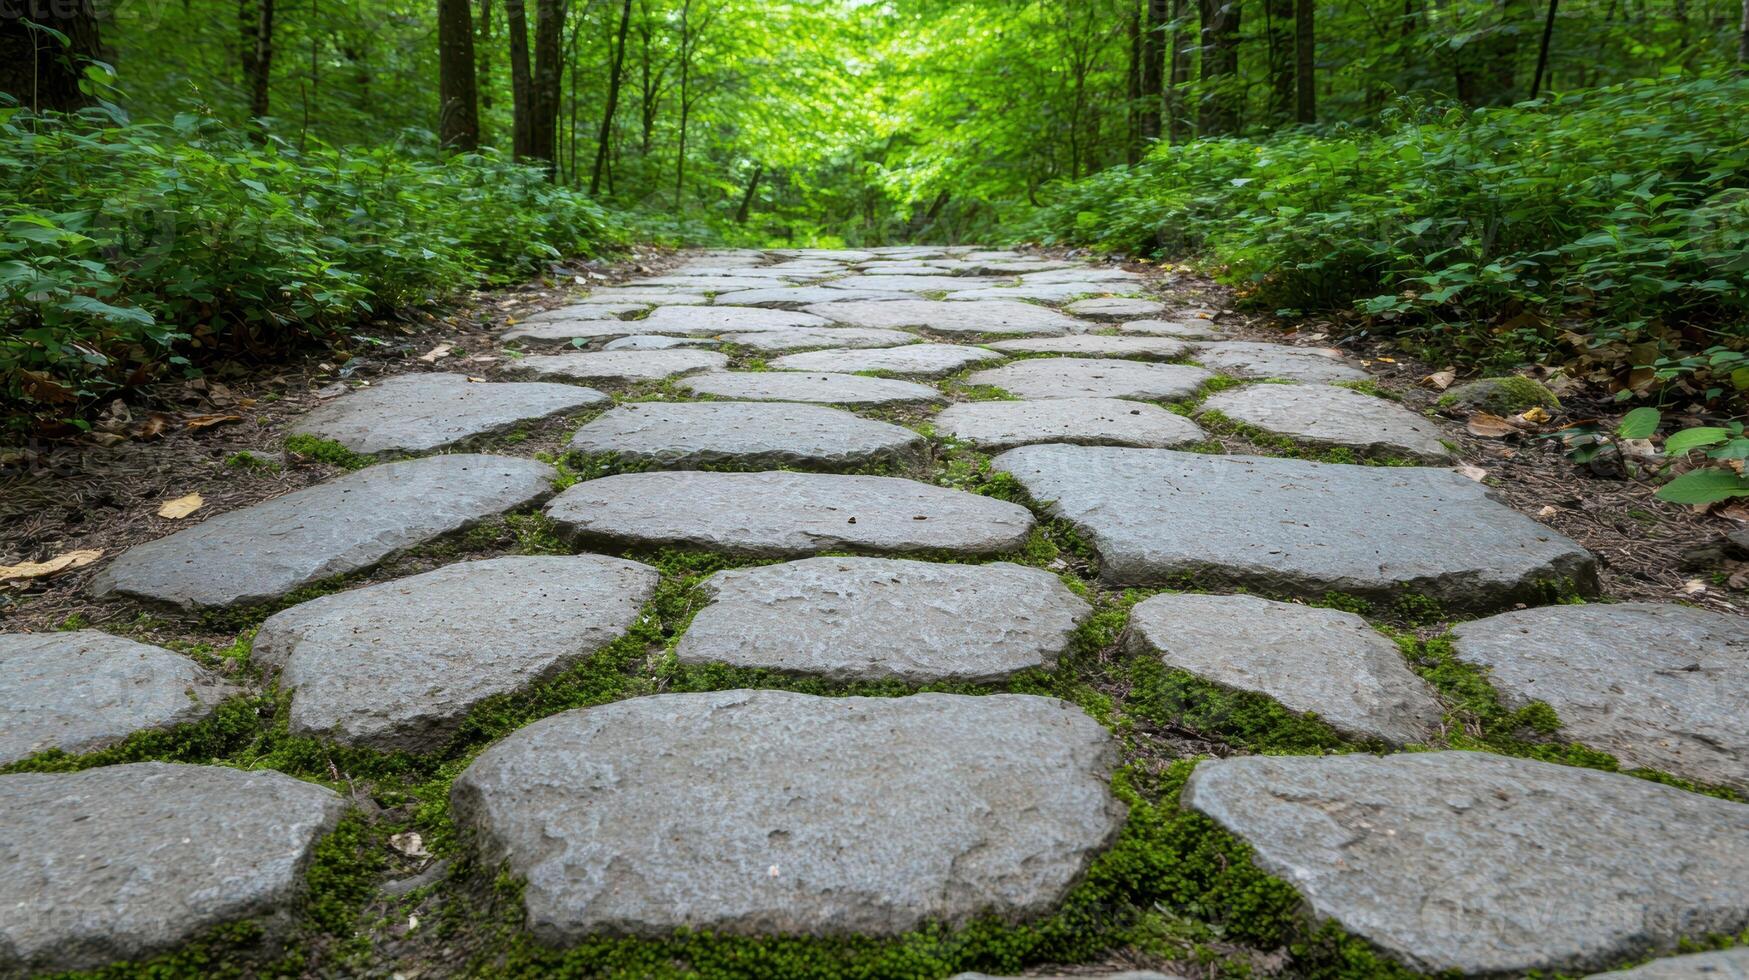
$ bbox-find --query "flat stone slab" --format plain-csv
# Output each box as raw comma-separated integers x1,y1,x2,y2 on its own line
1452,603,1749,793
676,557,1090,682
966,358,1211,401
1586,949,1749,979
1121,318,1231,339
289,373,605,455
1065,297,1168,319
450,690,1123,939
991,445,1597,607
1192,341,1369,382
546,471,1035,557
509,349,728,385
934,398,1207,450
1126,593,1443,745
635,305,834,334
953,974,1182,980
569,402,925,471
90,454,556,609
681,371,943,406
804,299,1086,336
1182,751,1749,976
717,327,920,352
1200,383,1453,462
1023,267,1144,284
576,290,708,305
827,274,1009,293
601,334,720,351
988,335,1191,360
253,556,658,751
0,763,346,974
770,344,1004,377
709,286,913,308
946,283,1127,303
0,631,234,765
501,305,645,341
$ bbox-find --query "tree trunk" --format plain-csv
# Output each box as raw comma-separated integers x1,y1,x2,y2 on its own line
1166,0,1192,142
1295,0,1315,122
506,0,534,159
591,0,634,195
1140,0,1167,142
1266,0,1294,123
439,0,480,150
734,163,763,223
1126,1,1142,162
1198,0,1241,135
1529,0,1557,96
248,0,275,120
530,0,562,170
0,0,104,112
477,0,493,140
1737,0,1747,70
675,0,694,207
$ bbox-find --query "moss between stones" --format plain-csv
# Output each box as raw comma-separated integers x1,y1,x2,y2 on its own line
1196,409,1420,467
282,433,375,470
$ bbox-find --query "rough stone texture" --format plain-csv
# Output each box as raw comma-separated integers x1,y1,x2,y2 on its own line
635,305,834,334
601,334,720,351
676,557,1090,682
568,402,926,471
545,471,1035,557
1439,376,1564,414
717,327,920,352
934,398,1207,451
681,370,943,406
803,299,1087,335
509,349,728,385
826,274,1009,293
770,343,1004,377
708,285,913,308
1192,341,1369,382
1121,318,1231,339
1451,603,1749,793
988,335,1190,360
90,454,556,609
252,556,657,752
288,373,606,454
450,690,1124,939
966,358,1211,401
576,290,708,306
1182,751,1749,977
0,763,347,974
1125,593,1443,745
1200,383,1454,462
946,283,1128,303
1022,267,1144,284
1586,949,1749,978
992,445,1597,607
501,305,645,341
952,974,1182,980
1065,297,1169,320
0,631,234,765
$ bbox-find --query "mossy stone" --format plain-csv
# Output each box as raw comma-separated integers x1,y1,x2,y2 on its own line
1438,376,1561,414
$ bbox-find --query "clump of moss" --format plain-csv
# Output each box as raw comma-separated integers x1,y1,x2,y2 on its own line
1436,376,1561,415
283,434,374,470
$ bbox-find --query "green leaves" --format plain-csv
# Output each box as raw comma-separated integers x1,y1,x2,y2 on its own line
1616,406,1661,440
1664,427,1731,456
1656,468,1749,505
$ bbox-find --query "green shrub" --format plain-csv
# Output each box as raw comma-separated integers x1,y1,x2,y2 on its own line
1,103,628,422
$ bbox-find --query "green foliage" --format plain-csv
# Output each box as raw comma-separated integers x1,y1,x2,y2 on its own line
2,106,624,420
282,434,374,470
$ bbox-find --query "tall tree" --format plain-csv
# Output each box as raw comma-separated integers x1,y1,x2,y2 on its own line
1266,0,1295,122
1197,0,1242,135
1139,0,1168,142
674,0,718,206
506,0,534,158
439,0,481,150
1295,0,1315,122
591,0,635,195
248,0,275,120
477,0,494,137
1736,0,1746,71
530,0,563,168
1167,0,1193,142
0,0,104,111
1529,0,1557,97
1126,0,1142,161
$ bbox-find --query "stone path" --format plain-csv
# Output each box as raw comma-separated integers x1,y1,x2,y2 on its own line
25,247,1749,978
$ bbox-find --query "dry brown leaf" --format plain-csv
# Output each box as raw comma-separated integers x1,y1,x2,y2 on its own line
87,431,127,447
1537,505,1559,518
1454,463,1489,482
1715,501,1749,523
184,413,243,430
1422,369,1456,391
466,376,488,383
419,343,455,363
1682,579,1708,595
1,549,103,582
131,414,172,440
157,493,204,519
1466,413,1518,438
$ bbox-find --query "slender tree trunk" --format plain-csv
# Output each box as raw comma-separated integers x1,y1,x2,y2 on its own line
734,163,763,223
530,0,562,171
592,0,634,195
506,0,534,158
1295,0,1315,122
1529,0,1557,96
1198,0,1241,135
439,0,480,150
477,0,493,141
1167,0,1192,142
1140,0,1167,142
1737,0,1747,70
249,0,275,120
1127,1,1142,162
1266,0,1294,123
241,0,258,97
0,0,104,111
674,0,693,207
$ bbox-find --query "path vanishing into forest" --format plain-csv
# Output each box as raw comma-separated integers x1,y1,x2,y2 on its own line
2,249,1747,978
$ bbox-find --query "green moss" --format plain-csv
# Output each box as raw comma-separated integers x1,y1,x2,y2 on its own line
1124,657,1357,754
1436,376,1561,414
283,434,374,470
1331,379,1401,400
1,693,267,774
225,450,283,472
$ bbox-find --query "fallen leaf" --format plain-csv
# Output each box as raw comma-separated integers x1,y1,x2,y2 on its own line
314,382,349,399
1466,413,1518,438
1518,406,1551,424
1715,501,1749,523
184,414,243,430
389,832,429,858
87,431,128,447
466,376,488,383
1423,370,1456,391
419,343,455,363
1537,505,1559,517
130,414,172,440
1,549,103,582
1682,579,1707,595
1454,463,1489,482
157,493,204,519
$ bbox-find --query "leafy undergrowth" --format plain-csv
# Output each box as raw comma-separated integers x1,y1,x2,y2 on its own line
1021,75,1749,405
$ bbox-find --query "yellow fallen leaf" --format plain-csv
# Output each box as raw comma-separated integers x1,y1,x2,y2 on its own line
1519,406,1551,424
1423,370,1456,391
0,549,103,582
184,413,242,430
157,493,204,519
1537,505,1559,518
1466,413,1518,438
